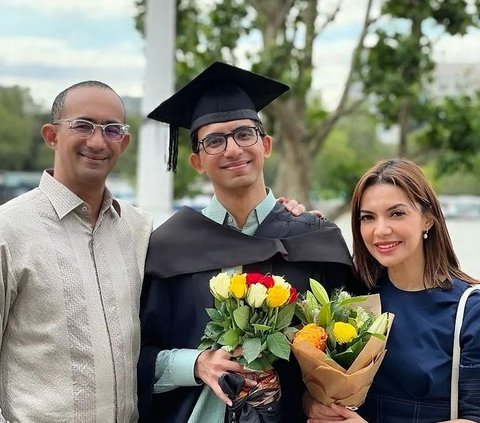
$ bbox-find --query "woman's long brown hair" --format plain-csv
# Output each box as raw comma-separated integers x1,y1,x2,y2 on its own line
351,158,478,289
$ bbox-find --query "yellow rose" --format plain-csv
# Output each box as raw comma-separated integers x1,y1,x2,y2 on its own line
230,274,247,299
246,283,268,308
272,275,291,290
209,273,231,300
266,285,290,308
333,322,358,344
293,323,328,351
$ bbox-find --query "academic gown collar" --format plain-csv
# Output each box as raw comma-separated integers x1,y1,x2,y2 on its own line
146,206,352,279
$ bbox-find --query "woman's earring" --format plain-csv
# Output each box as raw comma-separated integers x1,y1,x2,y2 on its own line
423,229,429,240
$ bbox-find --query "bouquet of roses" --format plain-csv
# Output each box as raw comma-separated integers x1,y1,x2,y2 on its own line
291,278,393,408
199,272,298,422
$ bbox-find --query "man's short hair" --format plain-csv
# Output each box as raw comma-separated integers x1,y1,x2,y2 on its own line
51,81,125,122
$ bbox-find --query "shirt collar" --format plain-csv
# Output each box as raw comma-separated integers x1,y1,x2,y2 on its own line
39,170,121,220
202,188,276,228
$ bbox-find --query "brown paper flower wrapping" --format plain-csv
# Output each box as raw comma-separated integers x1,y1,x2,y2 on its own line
292,294,394,407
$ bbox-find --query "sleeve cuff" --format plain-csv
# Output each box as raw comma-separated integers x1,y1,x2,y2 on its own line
170,348,204,387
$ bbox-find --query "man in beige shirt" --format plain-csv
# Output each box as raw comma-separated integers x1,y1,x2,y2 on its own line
0,81,152,422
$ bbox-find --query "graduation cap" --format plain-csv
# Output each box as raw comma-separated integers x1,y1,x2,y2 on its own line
147,62,289,171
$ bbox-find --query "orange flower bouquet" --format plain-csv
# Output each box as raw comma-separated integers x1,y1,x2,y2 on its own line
291,278,394,408
199,272,298,422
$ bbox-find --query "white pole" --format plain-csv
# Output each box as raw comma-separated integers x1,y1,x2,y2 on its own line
137,0,175,226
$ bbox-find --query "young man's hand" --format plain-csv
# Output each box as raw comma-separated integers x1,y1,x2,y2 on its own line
194,349,256,406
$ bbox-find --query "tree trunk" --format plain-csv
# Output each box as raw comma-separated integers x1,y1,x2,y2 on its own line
272,133,312,207
397,98,411,157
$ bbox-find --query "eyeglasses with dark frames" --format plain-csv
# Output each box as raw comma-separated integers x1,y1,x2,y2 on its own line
53,119,130,143
198,126,262,155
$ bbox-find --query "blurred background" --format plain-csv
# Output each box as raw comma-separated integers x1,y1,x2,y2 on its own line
1,0,479,277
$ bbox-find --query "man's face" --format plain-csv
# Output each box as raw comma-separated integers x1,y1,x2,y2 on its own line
42,86,129,196
189,119,272,199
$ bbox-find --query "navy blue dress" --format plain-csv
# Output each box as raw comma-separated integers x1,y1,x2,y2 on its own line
358,276,480,423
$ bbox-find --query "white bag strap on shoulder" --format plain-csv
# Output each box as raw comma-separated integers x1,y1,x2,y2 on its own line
451,285,480,419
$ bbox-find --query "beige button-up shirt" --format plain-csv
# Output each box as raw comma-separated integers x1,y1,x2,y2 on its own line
0,171,152,423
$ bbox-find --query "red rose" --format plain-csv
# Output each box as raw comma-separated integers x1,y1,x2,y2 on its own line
288,287,298,304
246,273,274,288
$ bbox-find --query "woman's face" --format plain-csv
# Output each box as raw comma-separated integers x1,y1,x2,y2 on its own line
359,183,431,275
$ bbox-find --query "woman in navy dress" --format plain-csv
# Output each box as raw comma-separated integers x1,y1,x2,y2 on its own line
304,158,480,422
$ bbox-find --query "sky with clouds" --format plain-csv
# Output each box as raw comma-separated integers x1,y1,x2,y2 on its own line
0,0,145,108
1,0,480,112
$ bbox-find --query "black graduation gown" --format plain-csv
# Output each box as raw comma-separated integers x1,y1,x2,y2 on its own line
138,204,362,423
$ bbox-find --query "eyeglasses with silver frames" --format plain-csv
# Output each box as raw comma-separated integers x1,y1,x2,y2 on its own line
53,119,130,143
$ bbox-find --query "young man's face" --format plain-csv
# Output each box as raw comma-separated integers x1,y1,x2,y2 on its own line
42,86,130,196
189,119,272,199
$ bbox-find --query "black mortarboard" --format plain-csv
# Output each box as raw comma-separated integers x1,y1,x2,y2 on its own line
147,62,289,171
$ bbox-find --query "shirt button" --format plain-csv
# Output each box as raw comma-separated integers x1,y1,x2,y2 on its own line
81,206,88,212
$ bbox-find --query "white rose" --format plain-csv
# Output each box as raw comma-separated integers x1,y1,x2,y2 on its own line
209,273,231,300
246,283,268,308
272,275,291,290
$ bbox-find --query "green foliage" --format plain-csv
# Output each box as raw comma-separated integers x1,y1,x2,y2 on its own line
173,136,205,198
115,114,141,183
313,108,393,200
417,93,480,174
436,169,480,195
132,0,480,198
360,0,479,154
0,86,38,170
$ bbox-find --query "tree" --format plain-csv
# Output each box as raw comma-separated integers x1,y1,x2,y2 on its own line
135,0,374,206
417,92,480,174
0,86,38,170
360,0,480,157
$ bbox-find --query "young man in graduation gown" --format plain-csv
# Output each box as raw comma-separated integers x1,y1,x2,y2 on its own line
138,62,359,423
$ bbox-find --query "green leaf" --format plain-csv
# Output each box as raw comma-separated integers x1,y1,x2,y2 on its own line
266,332,291,361
198,340,214,350
367,312,389,335
244,356,272,372
252,323,271,332
203,322,224,340
337,295,368,308
310,278,330,306
233,306,250,330
220,329,239,347
332,348,356,369
275,302,296,330
306,291,319,308
295,304,308,325
250,311,259,324
370,333,386,341
359,316,375,333
206,308,222,321
243,337,262,363
317,302,331,327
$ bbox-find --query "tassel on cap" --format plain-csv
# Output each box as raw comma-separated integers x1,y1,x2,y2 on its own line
167,125,179,172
